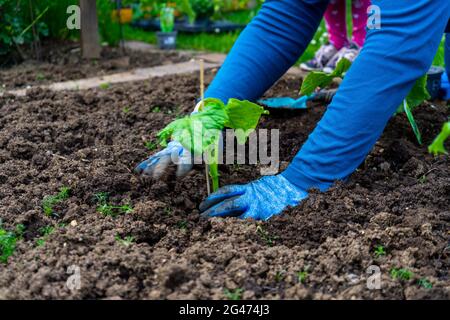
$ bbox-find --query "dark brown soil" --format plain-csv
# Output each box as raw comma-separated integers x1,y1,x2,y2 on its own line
0,41,191,90
0,71,448,300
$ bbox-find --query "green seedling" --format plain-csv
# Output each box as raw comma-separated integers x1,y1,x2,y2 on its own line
99,82,110,90
164,207,173,216
151,106,161,113
0,224,25,264
159,98,268,191
36,73,46,81
374,245,386,258
274,270,285,283
428,121,450,156
97,203,133,217
94,192,133,217
122,106,131,114
36,225,55,247
390,268,413,281
160,6,175,33
417,278,433,289
224,288,244,300
115,234,135,247
255,225,278,247
144,140,157,151
42,186,71,216
297,266,310,284
177,220,188,230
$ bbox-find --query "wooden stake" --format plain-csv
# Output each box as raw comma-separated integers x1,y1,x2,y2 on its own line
199,59,211,195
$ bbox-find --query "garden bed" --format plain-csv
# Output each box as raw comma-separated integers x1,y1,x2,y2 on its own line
0,41,191,91
0,72,448,299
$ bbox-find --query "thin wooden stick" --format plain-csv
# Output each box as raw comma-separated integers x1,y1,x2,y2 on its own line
199,59,211,195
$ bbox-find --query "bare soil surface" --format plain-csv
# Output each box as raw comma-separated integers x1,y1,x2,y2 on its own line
0,41,191,90
0,71,448,299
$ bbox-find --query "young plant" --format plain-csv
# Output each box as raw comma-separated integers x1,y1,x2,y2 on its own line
374,245,386,258
115,234,135,247
390,268,413,281
94,192,133,217
300,58,352,96
99,82,110,90
255,225,278,247
160,6,175,33
297,267,309,284
428,121,450,156
36,225,55,247
158,98,269,191
0,224,25,264
224,288,244,300
42,186,71,216
417,278,433,289
144,140,157,151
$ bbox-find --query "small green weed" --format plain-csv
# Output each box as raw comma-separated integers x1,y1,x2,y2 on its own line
115,234,135,247
224,288,244,300
0,224,25,263
374,245,386,258
390,268,413,281
42,187,70,216
256,225,278,247
94,192,133,217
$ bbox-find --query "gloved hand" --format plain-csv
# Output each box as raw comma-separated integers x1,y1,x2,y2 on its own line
134,141,193,178
199,175,308,220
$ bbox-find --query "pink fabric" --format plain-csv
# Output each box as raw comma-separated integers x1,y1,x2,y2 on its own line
324,0,371,49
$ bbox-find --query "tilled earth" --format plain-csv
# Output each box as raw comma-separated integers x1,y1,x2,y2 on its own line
0,72,449,299
0,41,190,90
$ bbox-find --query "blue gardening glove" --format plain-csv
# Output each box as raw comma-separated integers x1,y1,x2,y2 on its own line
134,141,193,178
199,175,308,220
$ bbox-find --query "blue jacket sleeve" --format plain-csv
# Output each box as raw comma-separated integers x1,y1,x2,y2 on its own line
204,0,329,103
446,33,450,78
282,0,450,191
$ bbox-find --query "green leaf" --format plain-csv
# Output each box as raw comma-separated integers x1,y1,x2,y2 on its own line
428,121,450,156
224,99,269,144
158,102,228,155
403,100,422,145
300,58,351,95
331,57,352,78
406,75,430,109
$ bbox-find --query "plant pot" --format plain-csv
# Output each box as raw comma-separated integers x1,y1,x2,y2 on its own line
427,66,444,100
156,31,177,50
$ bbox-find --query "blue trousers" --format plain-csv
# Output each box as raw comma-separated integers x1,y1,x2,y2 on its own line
205,0,450,191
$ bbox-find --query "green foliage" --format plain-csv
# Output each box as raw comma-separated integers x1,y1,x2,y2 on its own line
97,0,122,46
94,192,133,217
428,121,450,156
300,58,352,95
417,278,433,289
190,0,214,19
297,267,309,284
36,225,55,246
0,223,24,264
144,140,158,151
99,82,111,90
224,288,244,300
374,245,386,258
390,268,413,281
115,234,135,247
160,6,175,33
255,225,278,247
158,98,268,191
42,187,71,216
